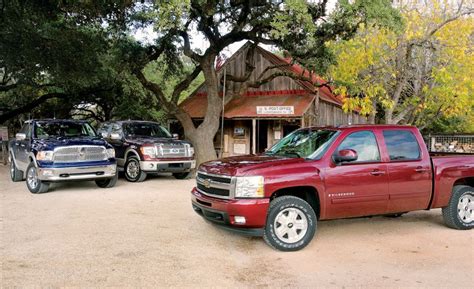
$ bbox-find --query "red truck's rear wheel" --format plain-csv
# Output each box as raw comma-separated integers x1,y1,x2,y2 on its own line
442,185,474,230
264,196,317,251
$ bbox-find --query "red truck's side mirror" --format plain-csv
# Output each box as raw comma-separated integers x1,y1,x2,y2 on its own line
334,149,358,164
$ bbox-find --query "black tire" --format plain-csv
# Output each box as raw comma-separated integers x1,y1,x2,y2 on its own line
25,163,49,194
442,185,474,230
124,156,147,182
173,172,190,179
263,196,317,251
9,156,23,182
95,173,118,188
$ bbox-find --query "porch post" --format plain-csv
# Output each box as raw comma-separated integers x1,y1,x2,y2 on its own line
252,118,257,154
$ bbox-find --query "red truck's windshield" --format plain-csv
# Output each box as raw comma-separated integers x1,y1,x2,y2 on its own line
265,129,339,159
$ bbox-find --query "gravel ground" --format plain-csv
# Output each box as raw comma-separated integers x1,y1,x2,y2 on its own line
1,165,473,288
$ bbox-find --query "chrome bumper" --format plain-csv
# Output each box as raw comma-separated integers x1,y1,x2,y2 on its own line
37,164,117,181
140,160,196,172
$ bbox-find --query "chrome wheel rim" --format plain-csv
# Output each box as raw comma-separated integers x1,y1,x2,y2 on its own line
27,167,38,189
274,208,308,244
457,192,474,224
126,160,139,179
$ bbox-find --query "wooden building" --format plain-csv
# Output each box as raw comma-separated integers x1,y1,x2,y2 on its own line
179,43,366,157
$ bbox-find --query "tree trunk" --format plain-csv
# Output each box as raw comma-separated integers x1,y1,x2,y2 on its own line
172,57,221,167
187,128,218,166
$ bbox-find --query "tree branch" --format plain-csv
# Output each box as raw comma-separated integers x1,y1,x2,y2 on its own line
171,65,202,104
0,92,67,123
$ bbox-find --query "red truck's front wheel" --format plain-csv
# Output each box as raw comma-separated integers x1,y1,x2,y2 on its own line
264,196,317,251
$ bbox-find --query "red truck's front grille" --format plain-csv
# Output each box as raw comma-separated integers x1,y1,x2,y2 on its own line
196,171,233,199
197,172,232,184
197,183,230,197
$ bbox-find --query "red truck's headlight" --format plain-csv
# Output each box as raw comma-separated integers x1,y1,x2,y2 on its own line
234,176,265,198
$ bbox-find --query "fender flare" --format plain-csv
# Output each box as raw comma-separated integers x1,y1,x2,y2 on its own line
27,152,38,167
124,149,140,160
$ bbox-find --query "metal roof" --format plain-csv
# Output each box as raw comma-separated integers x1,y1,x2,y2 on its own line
180,90,315,119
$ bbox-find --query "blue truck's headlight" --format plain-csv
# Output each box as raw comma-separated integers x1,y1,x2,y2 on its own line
106,148,115,159
37,151,54,161
235,176,265,198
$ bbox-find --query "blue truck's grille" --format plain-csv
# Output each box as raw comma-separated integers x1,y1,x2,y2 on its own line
53,146,107,163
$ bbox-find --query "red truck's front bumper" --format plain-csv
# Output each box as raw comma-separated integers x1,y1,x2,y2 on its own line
191,187,270,236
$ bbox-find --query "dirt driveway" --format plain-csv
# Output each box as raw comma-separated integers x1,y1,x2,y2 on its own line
1,165,473,287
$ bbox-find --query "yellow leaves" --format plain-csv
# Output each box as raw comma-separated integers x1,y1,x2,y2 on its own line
328,0,474,125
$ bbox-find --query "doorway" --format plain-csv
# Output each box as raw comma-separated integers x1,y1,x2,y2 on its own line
256,120,269,153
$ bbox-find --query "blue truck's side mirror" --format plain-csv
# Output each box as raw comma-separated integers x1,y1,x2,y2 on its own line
15,133,26,141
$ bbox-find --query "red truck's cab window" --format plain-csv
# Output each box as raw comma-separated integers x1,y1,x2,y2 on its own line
336,131,380,163
383,130,421,161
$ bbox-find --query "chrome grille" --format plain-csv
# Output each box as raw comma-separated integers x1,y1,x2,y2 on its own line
196,171,233,199
53,146,107,163
158,143,190,158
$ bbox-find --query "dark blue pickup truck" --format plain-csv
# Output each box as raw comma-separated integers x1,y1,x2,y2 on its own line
9,119,117,193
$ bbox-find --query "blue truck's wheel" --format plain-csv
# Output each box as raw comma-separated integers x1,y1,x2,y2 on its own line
95,173,118,188
9,155,24,182
124,156,147,182
25,163,49,194
442,185,474,230
263,196,317,251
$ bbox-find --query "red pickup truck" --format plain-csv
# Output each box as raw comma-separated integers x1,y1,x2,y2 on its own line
191,125,474,251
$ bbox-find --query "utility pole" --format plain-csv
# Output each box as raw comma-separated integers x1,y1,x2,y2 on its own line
219,67,226,158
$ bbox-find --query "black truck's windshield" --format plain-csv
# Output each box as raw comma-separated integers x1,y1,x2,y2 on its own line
123,122,171,138
265,129,339,159
35,121,96,139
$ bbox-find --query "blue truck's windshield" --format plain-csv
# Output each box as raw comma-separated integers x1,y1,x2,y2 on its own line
35,121,96,139
265,129,339,159
123,122,171,138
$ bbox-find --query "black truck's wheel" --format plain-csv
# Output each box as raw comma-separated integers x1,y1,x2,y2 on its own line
263,196,317,251
10,155,24,182
173,172,190,179
442,185,474,230
124,156,147,182
26,163,49,194
95,173,118,188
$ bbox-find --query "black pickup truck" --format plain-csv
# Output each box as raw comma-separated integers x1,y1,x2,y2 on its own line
97,120,195,182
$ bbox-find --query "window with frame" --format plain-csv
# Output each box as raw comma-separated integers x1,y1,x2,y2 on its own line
336,131,380,163
383,130,421,161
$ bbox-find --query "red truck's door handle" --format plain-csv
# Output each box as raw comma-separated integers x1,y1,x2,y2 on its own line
415,167,429,173
370,170,385,176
